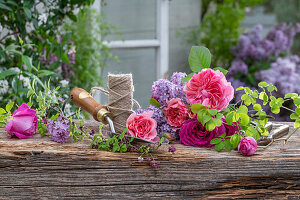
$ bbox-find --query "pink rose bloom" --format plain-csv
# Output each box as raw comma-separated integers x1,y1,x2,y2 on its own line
5,104,38,139
126,111,159,142
163,98,190,129
238,137,257,156
184,69,234,111
179,118,226,148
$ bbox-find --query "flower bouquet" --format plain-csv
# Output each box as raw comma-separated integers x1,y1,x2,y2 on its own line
1,46,299,168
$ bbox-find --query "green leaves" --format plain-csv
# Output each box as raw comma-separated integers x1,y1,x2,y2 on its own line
0,70,19,80
192,103,223,131
6,102,14,112
22,55,36,73
230,134,242,148
246,126,259,140
150,98,162,108
188,46,211,72
210,133,233,152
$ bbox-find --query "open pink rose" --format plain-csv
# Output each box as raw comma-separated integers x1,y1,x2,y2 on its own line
163,98,190,129
184,69,234,111
5,104,38,139
126,111,158,142
238,137,257,156
179,118,226,148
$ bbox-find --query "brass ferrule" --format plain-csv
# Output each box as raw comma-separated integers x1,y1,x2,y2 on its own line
96,108,111,124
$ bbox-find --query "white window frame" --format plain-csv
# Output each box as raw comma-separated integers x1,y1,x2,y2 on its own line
94,0,169,80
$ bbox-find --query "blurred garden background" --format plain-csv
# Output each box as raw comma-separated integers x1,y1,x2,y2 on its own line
1,0,300,120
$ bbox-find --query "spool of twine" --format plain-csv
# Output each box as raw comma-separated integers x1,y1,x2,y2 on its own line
107,73,134,133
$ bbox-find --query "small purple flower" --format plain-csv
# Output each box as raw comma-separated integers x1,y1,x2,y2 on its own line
47,115,70,143
168,145,176,154
149,160,159,168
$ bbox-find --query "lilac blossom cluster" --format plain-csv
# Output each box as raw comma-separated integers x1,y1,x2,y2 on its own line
47,115,70,143
137,72,187,138
228,23,300,99
151,72,187,107
231,23,300,61
256,56,300,96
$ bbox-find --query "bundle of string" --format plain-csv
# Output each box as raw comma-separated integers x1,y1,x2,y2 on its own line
91,73,140,133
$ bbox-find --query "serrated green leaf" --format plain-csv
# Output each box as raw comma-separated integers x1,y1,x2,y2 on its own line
296,108,300,116
210,138,222,144
240,114,250,126
294,98,300,106
223,139,233,151
213,118,223,127
5,102,14,112
246,126,259,140
191,103,206,113
290,113,298,120
253,104,262,111
197,110,211,126
284,93,298,99
226,111,235,125
271,105,280,114
230,134,242,148
236,87,244,91
188,46,211,72
150,98,162,108
258,81,268,88
237,105,248,114
215,142,225,152
0,108,6,115
294,119,300,128
207,109,218,116
206,119,216,131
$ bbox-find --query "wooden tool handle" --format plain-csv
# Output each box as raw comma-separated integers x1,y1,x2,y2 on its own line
70,88,110,123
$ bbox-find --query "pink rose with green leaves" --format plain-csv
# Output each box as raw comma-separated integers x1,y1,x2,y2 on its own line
126,111,159,142
184,69,234,111
5,104,38,139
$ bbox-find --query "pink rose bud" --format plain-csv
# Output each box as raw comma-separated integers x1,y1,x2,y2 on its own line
238,137,257,156
5,104,38,139
126,111,159,142
184,69,234,111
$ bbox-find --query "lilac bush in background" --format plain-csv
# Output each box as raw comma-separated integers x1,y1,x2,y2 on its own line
228,23,300,120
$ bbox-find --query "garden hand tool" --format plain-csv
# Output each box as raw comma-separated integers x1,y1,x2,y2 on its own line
69,88,154,143
258,123,289,146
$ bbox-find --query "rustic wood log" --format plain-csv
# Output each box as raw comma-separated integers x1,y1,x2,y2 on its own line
0,121,299,199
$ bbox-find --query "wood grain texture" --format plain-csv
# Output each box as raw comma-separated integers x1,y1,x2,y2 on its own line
0,121,299,199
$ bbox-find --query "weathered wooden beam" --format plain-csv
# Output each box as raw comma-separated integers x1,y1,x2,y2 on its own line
0,121,299,199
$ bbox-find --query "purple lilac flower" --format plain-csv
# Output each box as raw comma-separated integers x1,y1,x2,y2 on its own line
149,160,159,168
170,72,187,85
137,105,178,137
47,115,70,143
168,145,176,154
228,59,248,76
151,72,187,107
